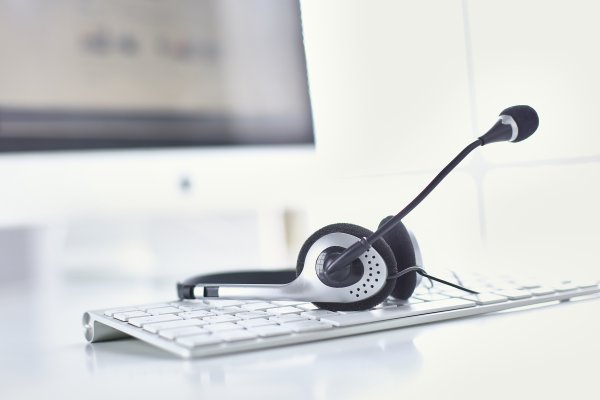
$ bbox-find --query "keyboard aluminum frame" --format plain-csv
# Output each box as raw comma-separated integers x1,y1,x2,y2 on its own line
83,285,600,358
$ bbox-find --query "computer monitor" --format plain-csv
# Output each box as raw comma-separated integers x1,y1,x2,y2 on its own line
0,0,316,279
0,0,314,219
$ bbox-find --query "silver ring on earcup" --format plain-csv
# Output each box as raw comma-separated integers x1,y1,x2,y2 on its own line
296,223,398,311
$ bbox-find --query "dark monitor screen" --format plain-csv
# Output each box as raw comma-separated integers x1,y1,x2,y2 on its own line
0,0,313,152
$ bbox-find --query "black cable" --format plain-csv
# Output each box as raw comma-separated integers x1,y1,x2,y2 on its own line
387,266,479,295
386,266,425,280
419,272,479,295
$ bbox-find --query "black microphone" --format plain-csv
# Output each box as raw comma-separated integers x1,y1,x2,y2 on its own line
479,105,539,145
326,105,539,275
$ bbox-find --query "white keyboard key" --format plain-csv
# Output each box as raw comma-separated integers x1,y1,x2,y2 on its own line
265,306,303,315
372,303,398,309
202,314,240,324
204,300,244,307
575,281,599,289
269,314,308,324
387,297,424,305
141,303,172,311
148,307,183,315
297,303,319,311
240,302,274,311
270,301,307,306
414,286,432,295
112,311,150,321
320,298,476,327
175,303,211,312
248,325,293,337
210,306,245,315
492,283,521,292
215,329,258,342
439,288,476,297
413,292,451,302
530,286,556,296
460,293,508,305
178,310,214,319
177,334,223,348
143,318,207,333
235,311,269,320
554,282,578,292
236,318,277,328
159,326,208,340
493,289,532,300
284,320,333,333
204,322,243,332
104,307,139,317
459,284,493,294
128,314,182,327
515,282,541,290
300,310,337,320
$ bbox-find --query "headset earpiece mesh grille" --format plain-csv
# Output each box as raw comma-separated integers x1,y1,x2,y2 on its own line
296,223,398,311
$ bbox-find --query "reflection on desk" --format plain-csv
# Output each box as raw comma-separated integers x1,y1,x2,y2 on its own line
1,278,599,400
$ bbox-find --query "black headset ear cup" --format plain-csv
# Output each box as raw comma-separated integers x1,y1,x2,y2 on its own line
378,216,418,300
296,223,398,311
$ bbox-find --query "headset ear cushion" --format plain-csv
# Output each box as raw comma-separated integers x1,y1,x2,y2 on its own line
378,217,417,300
296,223,398,311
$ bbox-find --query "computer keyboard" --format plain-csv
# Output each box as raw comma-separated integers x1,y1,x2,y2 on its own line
83,273,600,358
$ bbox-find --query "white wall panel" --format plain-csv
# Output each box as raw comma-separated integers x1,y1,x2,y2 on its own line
467,0,600,164
301,0,473,176
304,170,482,273
484,164,600,280
302,0,600,279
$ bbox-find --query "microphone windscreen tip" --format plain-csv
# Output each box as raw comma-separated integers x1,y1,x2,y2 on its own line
500,105,539,142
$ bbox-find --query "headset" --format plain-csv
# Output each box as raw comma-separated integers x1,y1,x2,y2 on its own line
178,105,540,312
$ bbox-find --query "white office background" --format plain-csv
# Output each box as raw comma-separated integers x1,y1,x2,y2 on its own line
1,4,599,400
300,0,600,281
1,0,599,286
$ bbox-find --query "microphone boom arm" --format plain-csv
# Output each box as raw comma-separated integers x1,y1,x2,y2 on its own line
327,138,484,274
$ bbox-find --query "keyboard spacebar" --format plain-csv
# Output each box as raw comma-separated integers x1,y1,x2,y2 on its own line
320,298,476,327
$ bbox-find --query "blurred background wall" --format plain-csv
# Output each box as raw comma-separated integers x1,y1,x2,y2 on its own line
301,0,600,280
0,0,598,288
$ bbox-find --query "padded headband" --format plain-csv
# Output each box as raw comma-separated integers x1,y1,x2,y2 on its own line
177,269,296,299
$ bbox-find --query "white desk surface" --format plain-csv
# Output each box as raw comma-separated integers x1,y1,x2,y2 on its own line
1,277,599,400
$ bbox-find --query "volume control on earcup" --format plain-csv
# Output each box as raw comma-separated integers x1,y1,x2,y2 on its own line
296,223,398,311
378,216,418,300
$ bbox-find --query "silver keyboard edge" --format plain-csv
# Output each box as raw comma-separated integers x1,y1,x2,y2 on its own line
84,286,600,358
